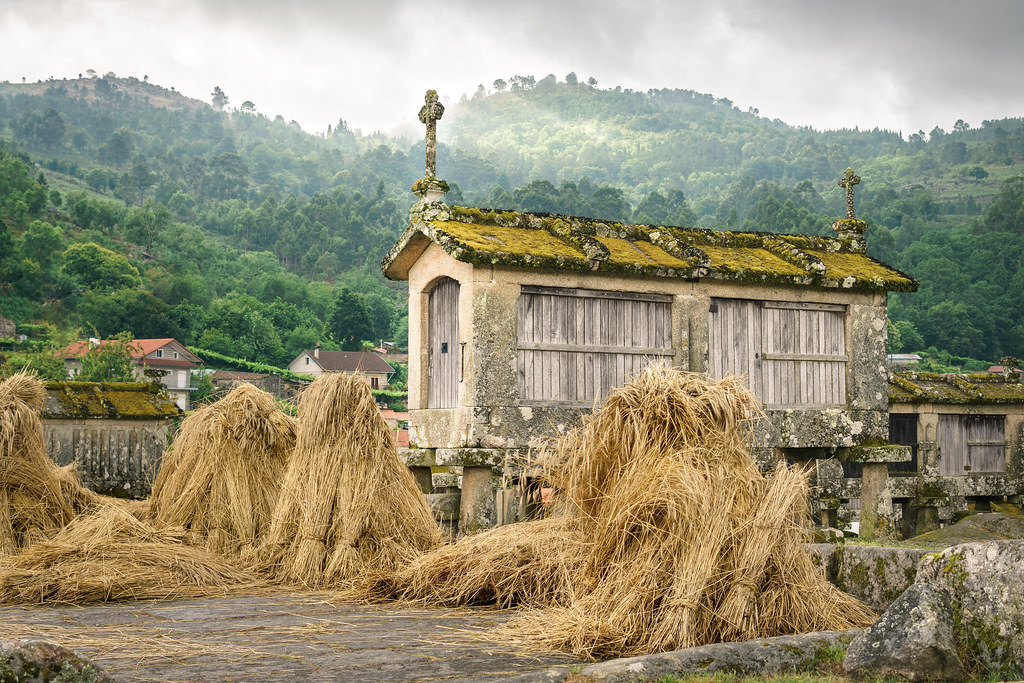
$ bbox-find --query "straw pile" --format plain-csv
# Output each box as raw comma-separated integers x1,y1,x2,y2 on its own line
0,373,102,554
0,503,261,604
377,365,874,658
254,372,440,588
150,384,296,556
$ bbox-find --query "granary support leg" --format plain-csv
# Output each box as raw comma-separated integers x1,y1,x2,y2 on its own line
459,466,496,536
847,445,911,541
859,463,887,542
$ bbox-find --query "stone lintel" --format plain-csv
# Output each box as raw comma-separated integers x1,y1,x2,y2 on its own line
436,447,513,469
399,447,436,467
847,444,912,463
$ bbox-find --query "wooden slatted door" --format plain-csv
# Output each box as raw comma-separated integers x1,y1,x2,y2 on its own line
708,298,762,397
709,299,847,407
517,286,673,405
937,415,1005,475
428,277,460,409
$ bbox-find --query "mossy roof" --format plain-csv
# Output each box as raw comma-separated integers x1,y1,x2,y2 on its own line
382,205,918,292
43,381,182,420
889,373,1024,405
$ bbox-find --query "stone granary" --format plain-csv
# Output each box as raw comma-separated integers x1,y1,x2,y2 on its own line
834,366,1024,537
383,91,917,536
42,381,181,498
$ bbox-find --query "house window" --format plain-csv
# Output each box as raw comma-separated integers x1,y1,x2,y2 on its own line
708,299,847,407
371,377,380,389
305,357,310,365
517,285,673,405
155,349,163,358
173,351,179,359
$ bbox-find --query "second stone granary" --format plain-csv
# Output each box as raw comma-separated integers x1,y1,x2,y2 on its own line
383,186,918,490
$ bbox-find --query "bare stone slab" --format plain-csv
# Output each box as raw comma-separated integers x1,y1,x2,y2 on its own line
0,594,579,682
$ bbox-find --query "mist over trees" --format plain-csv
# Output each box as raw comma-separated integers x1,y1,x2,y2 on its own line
1,73,1023,369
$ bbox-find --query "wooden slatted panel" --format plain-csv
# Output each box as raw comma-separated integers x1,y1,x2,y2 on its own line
518,287,673,404
966,415,1005,473
711,298,846,407
937,415,967,476
428,277,460,409
761,304,846,406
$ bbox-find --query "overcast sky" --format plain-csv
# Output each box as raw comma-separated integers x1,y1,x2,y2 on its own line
4,0,1023,138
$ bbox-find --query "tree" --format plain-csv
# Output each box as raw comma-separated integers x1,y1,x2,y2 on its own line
20,220,64,271
492,78,507,92
126,199,171,251
60,242,142,291
240,100,256,113
565,72,578,86
0,350,68,380
984,176,1024,234
77,333,138,382
211,86,229,111
328,288,373,351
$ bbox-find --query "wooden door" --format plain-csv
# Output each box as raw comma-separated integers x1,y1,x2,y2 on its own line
428,277,459,409
708,298,762,397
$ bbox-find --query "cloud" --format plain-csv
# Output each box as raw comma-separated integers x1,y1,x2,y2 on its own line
2,0,1021,135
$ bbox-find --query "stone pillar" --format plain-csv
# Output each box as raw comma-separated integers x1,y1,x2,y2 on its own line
408,466,433,494
859,462,887,542
459,466,496,536
848,445,912,542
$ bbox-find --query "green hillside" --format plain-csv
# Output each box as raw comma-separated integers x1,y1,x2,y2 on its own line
1,73,1022,373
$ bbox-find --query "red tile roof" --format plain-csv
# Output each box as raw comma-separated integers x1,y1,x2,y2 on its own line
62,339,201,365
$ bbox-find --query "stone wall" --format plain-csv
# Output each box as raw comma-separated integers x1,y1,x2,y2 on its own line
43,418,173,498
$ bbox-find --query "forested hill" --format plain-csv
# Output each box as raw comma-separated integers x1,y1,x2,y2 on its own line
1,73,1023,374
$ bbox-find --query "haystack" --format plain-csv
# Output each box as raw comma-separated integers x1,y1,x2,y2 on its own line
0,504,261,604
357,515,579,608
0,374,102,554
150,384,296,556
381,365,875,658
253,373,440,587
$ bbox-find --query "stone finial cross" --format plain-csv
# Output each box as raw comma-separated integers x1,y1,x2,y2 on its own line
418,90,445,179
838,167,861,219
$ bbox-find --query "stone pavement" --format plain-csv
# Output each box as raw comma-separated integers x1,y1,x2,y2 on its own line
0,593,580,682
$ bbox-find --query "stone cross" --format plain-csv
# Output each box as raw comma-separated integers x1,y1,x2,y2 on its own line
838,167,861,219
418,90,445,179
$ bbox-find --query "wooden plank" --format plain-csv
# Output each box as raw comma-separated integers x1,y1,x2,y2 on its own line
761,301,847,312
521,285,672,303
760,352,849,362
516,342,674,356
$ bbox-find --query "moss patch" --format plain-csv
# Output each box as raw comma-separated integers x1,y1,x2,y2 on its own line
43,381,180,419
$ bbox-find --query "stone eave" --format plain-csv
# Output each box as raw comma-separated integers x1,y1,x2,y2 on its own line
889,372,1024,405
383,205,918,292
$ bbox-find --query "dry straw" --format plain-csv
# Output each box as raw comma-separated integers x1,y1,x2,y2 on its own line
254,372,440,587
0,373,102,554
150,383,296,556
379,365,875,658
0,503,262,604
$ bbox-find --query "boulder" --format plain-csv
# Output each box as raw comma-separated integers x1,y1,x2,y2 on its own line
843,583,964,681
916,541,1024,677
0,639,114,682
